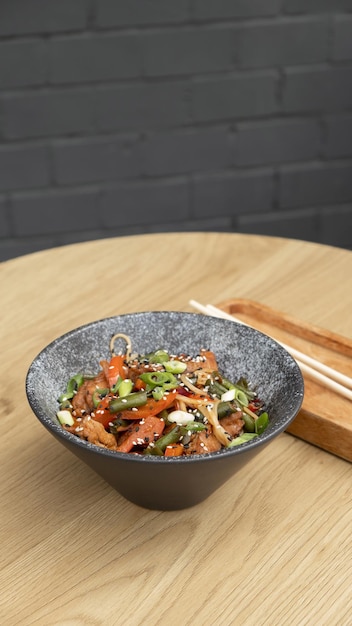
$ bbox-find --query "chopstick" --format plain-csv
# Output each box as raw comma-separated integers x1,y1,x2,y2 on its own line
189,300,352,402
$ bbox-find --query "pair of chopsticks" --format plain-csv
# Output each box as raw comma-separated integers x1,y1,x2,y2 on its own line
189,300,352,402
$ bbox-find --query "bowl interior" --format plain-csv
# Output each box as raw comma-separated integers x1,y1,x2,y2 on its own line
26,311,304,459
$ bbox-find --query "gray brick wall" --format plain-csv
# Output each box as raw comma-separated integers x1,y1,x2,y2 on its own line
0,0,352,261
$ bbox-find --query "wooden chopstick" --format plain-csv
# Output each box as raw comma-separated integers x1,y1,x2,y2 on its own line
189,300,352,402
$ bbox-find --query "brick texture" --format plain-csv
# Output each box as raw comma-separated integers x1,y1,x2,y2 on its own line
143,26,234,77
50,33,143,84
332,15,352,61
237,18,329,68
53,135,142,184
0,88,96,139
0,39,47,89
96,82,190,132
100,179,190,227
283,0,352,14
191,72,278,122
1,1,352,261
235,119,321,166
97,0,190,27
193,170,274,217
0,0,88,36
141,128,234,176
0,144,50,191
193,0,281,20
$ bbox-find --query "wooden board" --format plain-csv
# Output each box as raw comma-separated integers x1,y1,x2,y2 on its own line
217,298,352,462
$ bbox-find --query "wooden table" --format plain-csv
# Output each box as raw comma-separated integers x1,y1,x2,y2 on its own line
1,233,351,625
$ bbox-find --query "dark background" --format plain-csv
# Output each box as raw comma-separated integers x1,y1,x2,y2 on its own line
1,0,352,261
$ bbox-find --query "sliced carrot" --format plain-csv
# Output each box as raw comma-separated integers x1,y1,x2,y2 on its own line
116,415,165,453
133,377,146,391
100,355,128,388
164,443,184,457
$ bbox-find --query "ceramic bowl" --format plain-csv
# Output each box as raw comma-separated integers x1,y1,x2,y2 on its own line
26,311,304,510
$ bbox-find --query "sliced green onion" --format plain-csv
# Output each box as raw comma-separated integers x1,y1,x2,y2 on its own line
66,374,85,395
117,378,133,398
152,386,165,401
92,387,109,408
57,410,74,426
163,360,187,374
148,350,169,364
255,412,269,435
228,433,258,447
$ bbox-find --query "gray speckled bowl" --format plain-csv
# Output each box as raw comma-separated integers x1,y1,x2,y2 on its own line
26,312,304,510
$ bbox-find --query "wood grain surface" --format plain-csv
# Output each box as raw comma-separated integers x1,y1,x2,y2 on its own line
1,233,352,626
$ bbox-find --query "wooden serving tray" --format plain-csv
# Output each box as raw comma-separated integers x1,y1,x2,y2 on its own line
217,299,352,462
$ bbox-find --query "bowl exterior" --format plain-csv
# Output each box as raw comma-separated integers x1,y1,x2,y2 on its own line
26,312,304,509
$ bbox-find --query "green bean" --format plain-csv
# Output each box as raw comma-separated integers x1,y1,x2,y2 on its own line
217,401,235,419
207,381,228,398
242,413,255,432
109,391,147,413
144,426,181,455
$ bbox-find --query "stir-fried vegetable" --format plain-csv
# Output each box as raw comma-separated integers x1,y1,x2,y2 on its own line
57,337,270,456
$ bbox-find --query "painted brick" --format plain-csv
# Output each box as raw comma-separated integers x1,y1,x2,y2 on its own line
320,204,352,249
0,144,50,191
0,0,87,36
238,18,328,68
0,88,96,139
283,0,352,14
143,216,233,233
191,72,278,123
50,33,143,84
100,179,190,227
96,82,190,132
280,162,352,208
193,0,281,20
0,39,47,89
0,199,10,237
193,170,274,217
325,114,352,158
53,135,142,184
96,0,190,27
237,208,319,242
283,66,352,113
0,236,60,262
141,128,234,176
332,15,352,61
236,119,321,166
143,26,234,77
11,188,100,236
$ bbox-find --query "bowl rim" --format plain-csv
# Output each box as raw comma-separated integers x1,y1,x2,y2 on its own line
25,311,304,464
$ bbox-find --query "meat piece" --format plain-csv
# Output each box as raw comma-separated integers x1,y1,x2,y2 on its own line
185,427,222,455
220,413,244,437
71,416,118,450
71,371,108,413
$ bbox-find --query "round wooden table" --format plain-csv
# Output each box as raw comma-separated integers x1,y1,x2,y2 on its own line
1,233,351,625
